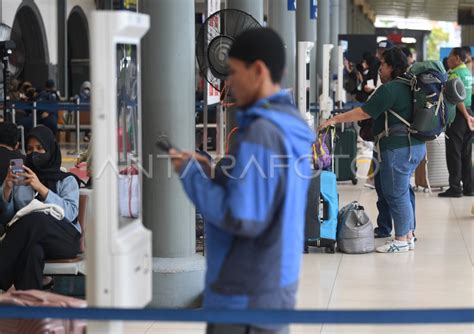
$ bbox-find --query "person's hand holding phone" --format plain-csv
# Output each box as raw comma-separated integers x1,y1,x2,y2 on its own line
21,166,49,199
169,148,190,174
169,148,211,176
2,169,17,202
169,149,212,176
156,136,187,174
156,136,211,176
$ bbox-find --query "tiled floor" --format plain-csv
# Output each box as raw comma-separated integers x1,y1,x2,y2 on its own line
61,141,472,333
111,181,473,334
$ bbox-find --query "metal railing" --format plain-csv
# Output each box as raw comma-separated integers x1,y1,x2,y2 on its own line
1,100,91,155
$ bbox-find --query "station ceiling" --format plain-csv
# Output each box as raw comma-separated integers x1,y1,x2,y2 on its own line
366,0,474,21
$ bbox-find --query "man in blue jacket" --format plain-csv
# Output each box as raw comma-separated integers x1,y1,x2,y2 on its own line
171,28,315,334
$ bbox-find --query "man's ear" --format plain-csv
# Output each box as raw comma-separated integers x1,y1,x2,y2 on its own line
254,60,269,79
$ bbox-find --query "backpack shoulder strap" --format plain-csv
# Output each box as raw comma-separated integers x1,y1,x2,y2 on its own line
394,77,411,86
388,109,411,127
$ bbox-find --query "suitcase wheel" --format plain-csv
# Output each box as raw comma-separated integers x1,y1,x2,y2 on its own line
352,178,358,185
325,246,335,254
325,242,336,254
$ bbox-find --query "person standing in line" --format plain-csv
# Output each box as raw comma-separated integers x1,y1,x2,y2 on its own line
439,47,474,198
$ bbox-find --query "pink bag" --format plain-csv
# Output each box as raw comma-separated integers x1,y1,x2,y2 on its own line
0,290,87,333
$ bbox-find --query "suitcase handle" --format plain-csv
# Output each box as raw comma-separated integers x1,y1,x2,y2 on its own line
320,199,329,221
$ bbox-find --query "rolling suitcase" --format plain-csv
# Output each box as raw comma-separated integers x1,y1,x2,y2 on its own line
0,290,87,333
334,124,358,185
304,171,339,253
415,135,449,192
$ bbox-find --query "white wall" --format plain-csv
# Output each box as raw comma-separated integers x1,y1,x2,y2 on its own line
37,0,58,64
1,0,95,66
1,0,57,64
1,0,20,27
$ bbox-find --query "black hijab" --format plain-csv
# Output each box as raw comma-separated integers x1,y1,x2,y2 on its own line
26,125,70,191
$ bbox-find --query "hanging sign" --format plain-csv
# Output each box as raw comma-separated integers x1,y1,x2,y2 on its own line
288,0,296,11
310,0,318,20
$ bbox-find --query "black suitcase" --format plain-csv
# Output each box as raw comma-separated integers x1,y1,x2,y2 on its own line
334,124,358,185
304,172,337,254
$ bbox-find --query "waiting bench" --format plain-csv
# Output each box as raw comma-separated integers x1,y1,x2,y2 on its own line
43,189,91,276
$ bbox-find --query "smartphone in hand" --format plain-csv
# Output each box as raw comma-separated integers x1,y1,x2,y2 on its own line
10,159,26,185
155,135,180,153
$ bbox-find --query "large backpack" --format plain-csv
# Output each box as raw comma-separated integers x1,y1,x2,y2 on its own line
375,61,463,144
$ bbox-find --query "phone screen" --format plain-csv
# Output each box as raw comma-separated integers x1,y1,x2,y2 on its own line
10,159,24,174
10,159,25,185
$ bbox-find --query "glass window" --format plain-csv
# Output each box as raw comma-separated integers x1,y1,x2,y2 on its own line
117,43,141,228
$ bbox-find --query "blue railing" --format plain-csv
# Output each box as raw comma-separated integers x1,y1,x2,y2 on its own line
0,306,472,324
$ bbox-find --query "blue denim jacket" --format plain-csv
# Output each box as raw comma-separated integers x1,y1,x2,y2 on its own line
0,176,80,233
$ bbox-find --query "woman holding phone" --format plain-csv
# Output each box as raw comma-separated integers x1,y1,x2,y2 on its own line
0,125,81,290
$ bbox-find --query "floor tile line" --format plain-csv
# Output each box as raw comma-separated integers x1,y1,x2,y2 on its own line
450,198,474,266
320,253,344,334
144,321,154,332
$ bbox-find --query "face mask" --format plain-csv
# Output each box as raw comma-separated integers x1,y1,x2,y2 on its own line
27,152,49,169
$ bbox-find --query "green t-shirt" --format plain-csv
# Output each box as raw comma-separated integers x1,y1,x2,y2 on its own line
362,80,424,152
449,63,472,108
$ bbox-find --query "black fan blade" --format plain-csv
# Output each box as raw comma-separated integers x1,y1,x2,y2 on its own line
0,23,25,78
196,9,261,93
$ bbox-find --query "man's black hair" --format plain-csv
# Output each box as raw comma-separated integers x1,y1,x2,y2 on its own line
381,47,408,80
0,122,19,148
228,28,286,84
362,52,376,68
451,47,467,63
461,46,472,62
442,57,449,71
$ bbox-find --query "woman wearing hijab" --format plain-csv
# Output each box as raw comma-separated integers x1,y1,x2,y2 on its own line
0,125,80,290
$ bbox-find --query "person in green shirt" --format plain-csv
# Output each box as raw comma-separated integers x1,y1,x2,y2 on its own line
319,47,426,253
439,47,474,198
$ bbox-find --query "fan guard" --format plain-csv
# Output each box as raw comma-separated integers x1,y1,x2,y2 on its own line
0,23,25,79
196,9,261,92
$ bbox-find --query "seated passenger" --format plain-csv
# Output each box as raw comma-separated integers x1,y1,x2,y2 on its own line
18,79,61,136
0,125,81,290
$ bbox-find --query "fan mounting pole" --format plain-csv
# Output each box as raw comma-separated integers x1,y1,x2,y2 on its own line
0,40,16,122
2,56,10,121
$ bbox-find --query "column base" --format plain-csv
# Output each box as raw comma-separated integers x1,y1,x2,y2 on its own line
149,254,206,308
